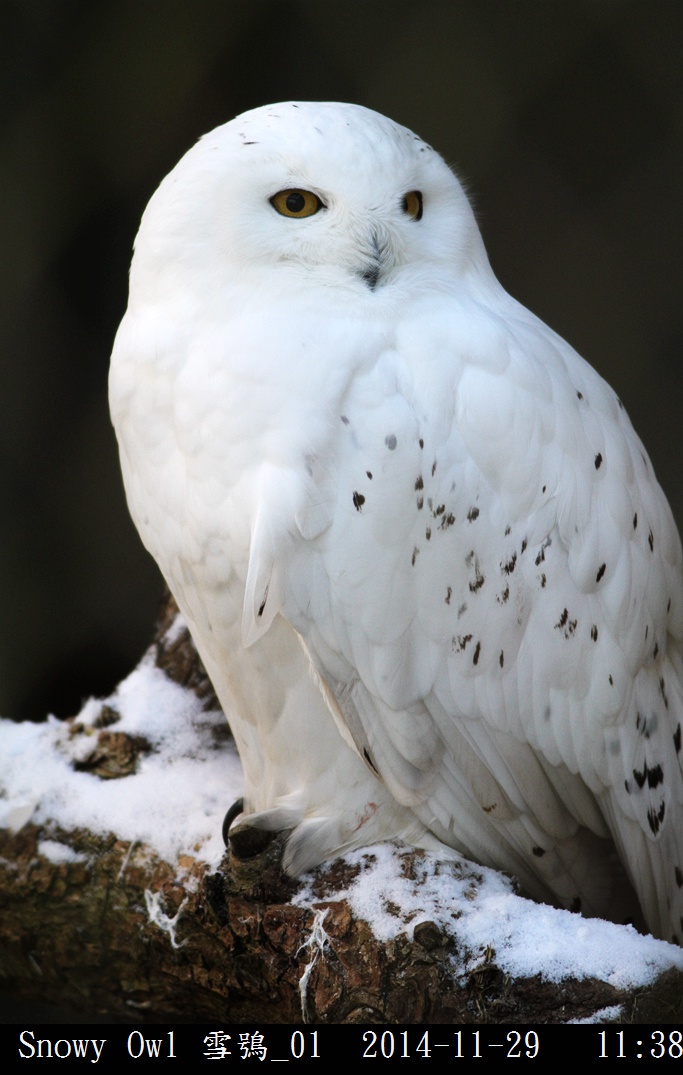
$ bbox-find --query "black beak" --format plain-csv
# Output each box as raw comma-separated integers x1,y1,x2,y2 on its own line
360,232,386,291
362,263,381,290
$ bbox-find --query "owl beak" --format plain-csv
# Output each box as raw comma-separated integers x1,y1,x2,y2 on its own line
359,231,388,291
362,263,381,290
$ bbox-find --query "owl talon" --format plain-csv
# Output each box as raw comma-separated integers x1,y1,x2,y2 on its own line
223,797,282,859
221,797,245,847
228,819,280,860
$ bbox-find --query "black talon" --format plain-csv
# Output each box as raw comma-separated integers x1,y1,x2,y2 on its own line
229,823,279,860
222,797,244,847
222,797,282,859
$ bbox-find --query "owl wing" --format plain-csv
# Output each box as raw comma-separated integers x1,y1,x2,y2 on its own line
244,296,683,940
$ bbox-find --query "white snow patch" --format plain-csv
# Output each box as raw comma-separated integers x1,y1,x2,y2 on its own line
0,799,38,832
293,843,683,992
568,1005,623,1024
37,839,88,865
162,612,188,647
0,651,242,869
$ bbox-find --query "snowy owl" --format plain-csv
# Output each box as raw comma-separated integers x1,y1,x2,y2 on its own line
110,101,683,942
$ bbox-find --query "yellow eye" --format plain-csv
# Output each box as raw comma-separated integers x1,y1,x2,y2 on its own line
402,190,423,221
270,189,324,218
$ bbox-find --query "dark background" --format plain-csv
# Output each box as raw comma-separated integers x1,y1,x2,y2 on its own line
3,0,682,721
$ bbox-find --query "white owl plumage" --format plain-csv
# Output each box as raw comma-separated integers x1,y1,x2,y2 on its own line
110,101,683,942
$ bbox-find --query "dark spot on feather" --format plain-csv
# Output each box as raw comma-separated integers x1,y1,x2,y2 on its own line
499,650,504,668
433,503,445,517
415,476,424,491
660,678,669,708
668,598,671,613
432,460,437,476
535,537,552,566
505,525,511,536
633,764,646,788
445,586,452,605
419,438,424,449
555,608,577,637
653,642,659,659
645,624,649,640
467,506,479,522
472,641,481,665
417,496,424,510
648,529,654,551
674,725,681,753
341,415,350,425
258,586,269,618
591,625,598,642
469,564,485,593
497,585,510,604
353,491,365,511
540,573,546,588
624,780,631,794
570,897,582,913
647,801,665,835
411,546,419,566
453,633,472,653
457,602,467,618
385,434,397,450
502,553,517,575
366,471,373,479
363,748,380,775
532,846,545,857
521,538,527,554
542,485,547,494
594,452,603,469
609,674,614,685
596,563,606,583
675,866,683,888
440,512,455,530
633,513,638,530
576,391,583,400
647,764,664,789
426,527,431,540
644,715,656,740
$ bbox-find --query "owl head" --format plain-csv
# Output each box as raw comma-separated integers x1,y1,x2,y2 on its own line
129,102,491,310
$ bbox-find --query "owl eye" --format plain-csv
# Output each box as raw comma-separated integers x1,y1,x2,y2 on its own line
270,189,324,218
402,190,423,221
